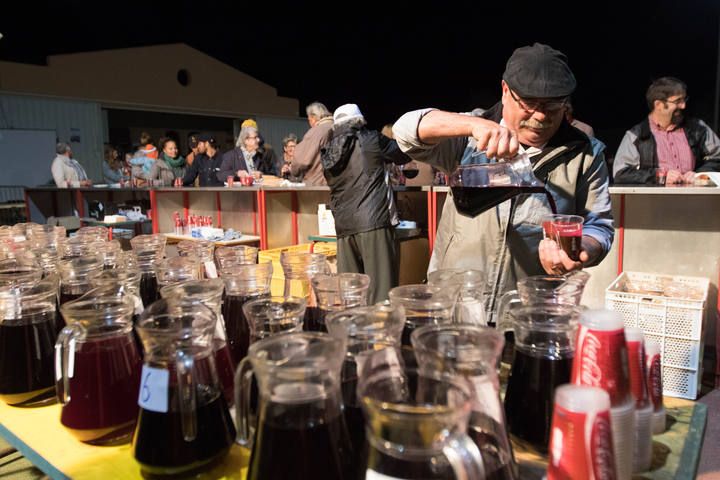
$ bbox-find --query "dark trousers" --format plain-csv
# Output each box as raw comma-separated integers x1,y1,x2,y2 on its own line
337,227,399,304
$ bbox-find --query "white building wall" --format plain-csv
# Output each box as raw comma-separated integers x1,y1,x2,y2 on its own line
0,93,104,183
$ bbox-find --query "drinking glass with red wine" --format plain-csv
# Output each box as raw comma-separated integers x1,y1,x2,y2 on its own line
400,161,420,179
542,214,583,261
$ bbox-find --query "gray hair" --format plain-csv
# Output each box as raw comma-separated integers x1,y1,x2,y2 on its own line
56,142,71,155
282,134,298,147
236,126,259,148
306,102,331,120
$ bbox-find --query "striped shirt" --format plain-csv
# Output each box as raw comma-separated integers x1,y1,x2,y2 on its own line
649,116,695,172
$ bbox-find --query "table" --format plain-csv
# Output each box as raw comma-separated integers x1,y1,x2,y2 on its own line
79,218,149,240
163,233,261,246
0,401,250,480
0,395,705,479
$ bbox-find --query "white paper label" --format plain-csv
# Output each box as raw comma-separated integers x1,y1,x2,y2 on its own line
133,294,144,316
366,470,406,480
204,261,218,279
138,365,169,413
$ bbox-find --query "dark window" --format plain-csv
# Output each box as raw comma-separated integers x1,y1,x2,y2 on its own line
177,69,191,87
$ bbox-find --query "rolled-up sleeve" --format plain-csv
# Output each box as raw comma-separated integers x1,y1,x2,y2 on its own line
392,108,468,174
578,150,614,263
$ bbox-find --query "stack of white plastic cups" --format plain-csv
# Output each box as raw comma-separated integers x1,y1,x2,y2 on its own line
645,339,666,434
547,385,617,479
571,309,634,480
625,327,653,472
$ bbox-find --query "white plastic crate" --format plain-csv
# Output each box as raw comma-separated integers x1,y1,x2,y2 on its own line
605,271,709,399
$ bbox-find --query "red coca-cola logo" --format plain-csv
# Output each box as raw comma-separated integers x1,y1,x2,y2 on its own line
572,327,631,406
646,354,663,408
626,340,649,408
591,411,617,480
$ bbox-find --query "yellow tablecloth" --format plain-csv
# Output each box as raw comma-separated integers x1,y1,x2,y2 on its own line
0,401,250,479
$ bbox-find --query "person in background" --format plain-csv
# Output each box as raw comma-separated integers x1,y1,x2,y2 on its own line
242,118,278,176
128,132,159,183
52,142,92,187
219,126,277,182
186,132,200,166
150,137,186,186
182,133,223,186
321,104,411,303
102,144,127,184
393,43,613,311
279,134,300,180
614,77,720,184
565,102,594,138
290,102,333,185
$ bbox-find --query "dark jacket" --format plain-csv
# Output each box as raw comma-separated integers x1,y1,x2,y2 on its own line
614,117,720,184
320,124,410,237
218,147,278,181
182,151,224,186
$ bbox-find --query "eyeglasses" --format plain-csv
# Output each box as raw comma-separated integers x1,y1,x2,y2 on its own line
509,89,568,114
665,96,689,105
246,136,259,140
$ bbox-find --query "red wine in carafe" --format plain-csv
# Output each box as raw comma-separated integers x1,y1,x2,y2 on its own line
468,412,515,480
139,272,159,309
503,348,573,453
222,293,267,364
0,316,57,406
304,306,327,332
452,186,556,217
133,387,235,476
60,332,142,444
214,340,235,406
247,407,354,480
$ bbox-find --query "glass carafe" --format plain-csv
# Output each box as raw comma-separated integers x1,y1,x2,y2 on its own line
215,245,258,272
280,251,329,331
388,284,456,367
56,296,142,444
325,304,405,456
93,269,143,321
237,332,354,480
428,268,489,325
448,154,548,217
242,295,306,343
130,234,166,308
160,279,235,407
57,255,103,306
412,324,516,480
359,351,485,480
310,272,371,332
178,239,217,278
76,226,109,241
503,304,580,453
0,276,58,406
156,256,201,293
96,239,122,270
133,299,235,476
61,235,104,260
220,261,273,365
0,257,43,287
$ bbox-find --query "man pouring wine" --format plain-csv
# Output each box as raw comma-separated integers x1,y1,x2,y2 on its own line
393,43,613,317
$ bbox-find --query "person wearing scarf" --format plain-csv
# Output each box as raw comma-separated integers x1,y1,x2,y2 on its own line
149,138,186,186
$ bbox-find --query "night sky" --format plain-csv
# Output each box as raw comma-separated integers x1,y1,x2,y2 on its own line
1,0,719,154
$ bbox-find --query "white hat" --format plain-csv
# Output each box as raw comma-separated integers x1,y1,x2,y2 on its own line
333,103,364,125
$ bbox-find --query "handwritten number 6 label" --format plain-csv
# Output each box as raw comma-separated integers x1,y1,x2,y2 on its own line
138,365,169,413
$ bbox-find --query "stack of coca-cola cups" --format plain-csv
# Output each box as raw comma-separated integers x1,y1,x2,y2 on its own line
571,309,634,480
645,339,666,434
625,327,653,472
547,385,616,480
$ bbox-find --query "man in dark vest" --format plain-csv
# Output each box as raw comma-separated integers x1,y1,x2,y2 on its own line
613,77,720,184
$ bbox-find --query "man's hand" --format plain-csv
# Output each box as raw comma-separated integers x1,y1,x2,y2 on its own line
281,163,292,175
237,170,250,178
666,169,683,184
80,180,93,187
470,120,519,159
539,235,602,275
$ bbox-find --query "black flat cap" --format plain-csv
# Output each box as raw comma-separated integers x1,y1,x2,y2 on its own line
197,133,216,144
503,43,576,98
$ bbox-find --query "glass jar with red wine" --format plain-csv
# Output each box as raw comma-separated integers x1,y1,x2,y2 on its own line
130,234,167,308
177,240,217,279
57,255,103,310
133,299,235,476
160,279,235,407
0,275,58,406
57,295,142,444
219,261,273,365
310,273,370,332
280,251,329,332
